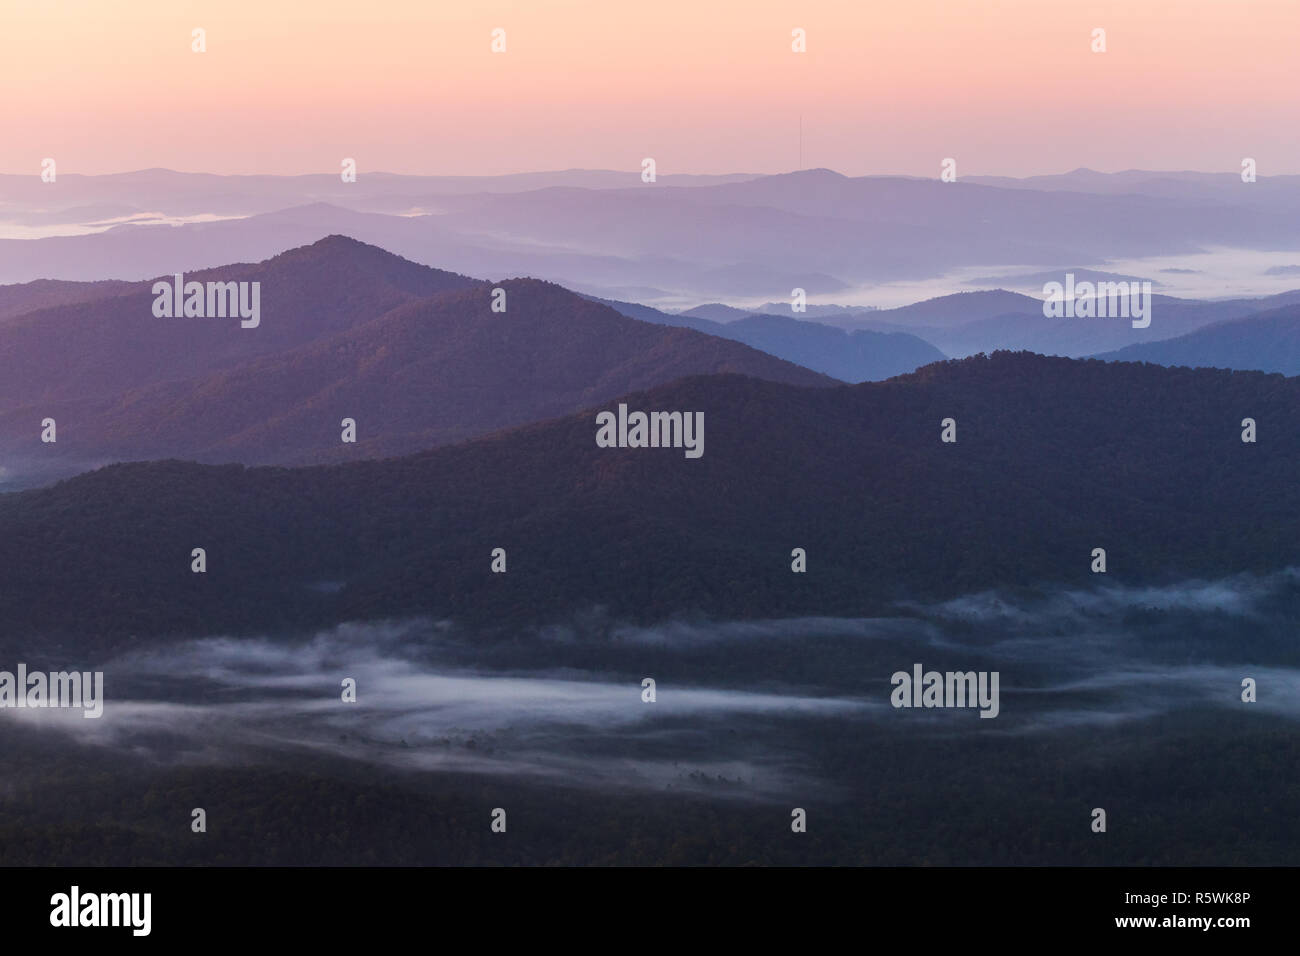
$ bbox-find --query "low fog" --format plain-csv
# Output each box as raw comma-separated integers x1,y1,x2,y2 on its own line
4,569,1298,799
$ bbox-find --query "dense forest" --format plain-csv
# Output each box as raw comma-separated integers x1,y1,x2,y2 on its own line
0,351,1296,654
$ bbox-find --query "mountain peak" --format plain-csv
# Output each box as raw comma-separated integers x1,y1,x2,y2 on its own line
781,167,848,180
255,235,475,286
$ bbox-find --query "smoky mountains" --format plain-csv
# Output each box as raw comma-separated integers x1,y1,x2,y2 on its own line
596,287,1300,366
2,350,1297,654
584,293,945,382
0,236,840,486
5,233,1298,494
7,167,1300,303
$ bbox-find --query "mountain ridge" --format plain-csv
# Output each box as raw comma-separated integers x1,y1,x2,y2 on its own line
4,350,1297,648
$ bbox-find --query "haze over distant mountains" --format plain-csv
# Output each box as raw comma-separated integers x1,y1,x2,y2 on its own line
609,286,1300,366
965,168,1300,207
6,167,1300,305
586,295,945,383
853,289,1300,359
0,167,759,218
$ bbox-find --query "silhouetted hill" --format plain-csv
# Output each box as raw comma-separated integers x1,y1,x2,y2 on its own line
0,267,835,475
0,235,479,408
2,352,1296,648
1094,304,1300,374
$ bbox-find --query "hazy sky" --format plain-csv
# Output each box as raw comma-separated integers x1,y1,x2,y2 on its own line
3,0,1296,177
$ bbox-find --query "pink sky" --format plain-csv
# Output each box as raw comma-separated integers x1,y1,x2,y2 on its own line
3,0,1297,177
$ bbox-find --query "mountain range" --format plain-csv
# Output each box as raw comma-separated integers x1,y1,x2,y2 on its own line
7,168,1300,304
0,237,834,485
6,233,1300,491
3,350,1296,650
586,295,945,383
848,289,1300,359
